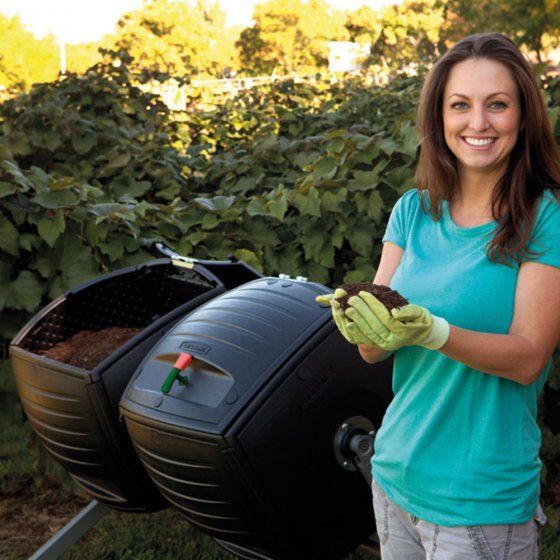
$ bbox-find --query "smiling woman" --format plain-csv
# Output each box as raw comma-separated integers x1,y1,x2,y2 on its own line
319,32,560,560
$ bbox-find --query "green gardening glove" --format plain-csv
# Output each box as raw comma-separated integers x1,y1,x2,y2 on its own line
315,288,370,345
345,291,450,351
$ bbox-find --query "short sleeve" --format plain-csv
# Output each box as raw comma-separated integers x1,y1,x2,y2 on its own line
527,190,560,268
382,188,421,249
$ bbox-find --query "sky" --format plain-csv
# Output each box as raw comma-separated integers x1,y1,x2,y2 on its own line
0,0,393,43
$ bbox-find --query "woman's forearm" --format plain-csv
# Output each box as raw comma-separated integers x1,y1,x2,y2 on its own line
439,326,553,385
357,325,554,384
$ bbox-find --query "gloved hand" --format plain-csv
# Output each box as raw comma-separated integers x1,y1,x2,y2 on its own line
344,291,450,351
315,289,370,345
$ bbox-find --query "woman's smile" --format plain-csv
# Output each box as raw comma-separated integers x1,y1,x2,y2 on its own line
462,136,496,147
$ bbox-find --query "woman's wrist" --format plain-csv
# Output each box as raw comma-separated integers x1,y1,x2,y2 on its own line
358,343,392,364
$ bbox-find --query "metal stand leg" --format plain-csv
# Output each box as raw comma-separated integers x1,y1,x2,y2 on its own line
29,500,110,560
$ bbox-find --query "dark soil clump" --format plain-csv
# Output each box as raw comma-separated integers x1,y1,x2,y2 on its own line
338,283,408,312
39,326,142,370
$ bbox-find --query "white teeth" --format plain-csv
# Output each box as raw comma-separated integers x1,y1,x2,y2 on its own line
464,137,494,146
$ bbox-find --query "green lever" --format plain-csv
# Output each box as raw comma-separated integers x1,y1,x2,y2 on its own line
161,352,192,394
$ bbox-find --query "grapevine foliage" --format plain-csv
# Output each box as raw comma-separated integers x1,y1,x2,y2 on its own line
0,63,426,338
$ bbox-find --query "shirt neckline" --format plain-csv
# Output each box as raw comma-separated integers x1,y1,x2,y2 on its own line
442,201,496,237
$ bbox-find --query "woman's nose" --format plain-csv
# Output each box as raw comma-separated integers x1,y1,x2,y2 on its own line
469,106,489,131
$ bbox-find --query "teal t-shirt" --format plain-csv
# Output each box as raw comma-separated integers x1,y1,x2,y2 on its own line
371,188,560,526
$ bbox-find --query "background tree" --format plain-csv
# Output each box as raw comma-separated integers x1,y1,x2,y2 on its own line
0,11,110,94
0,13,60,91
445,0,560,61
343,5,383,45
236,0,348,76
104,0,238,78
370,0,447,72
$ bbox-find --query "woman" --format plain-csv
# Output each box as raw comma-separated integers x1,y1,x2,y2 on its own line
318,33,560,558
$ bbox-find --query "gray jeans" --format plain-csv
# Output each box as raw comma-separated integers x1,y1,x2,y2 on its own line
371,479,547,559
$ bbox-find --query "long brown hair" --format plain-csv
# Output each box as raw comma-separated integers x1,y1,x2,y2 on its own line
415,32,560,264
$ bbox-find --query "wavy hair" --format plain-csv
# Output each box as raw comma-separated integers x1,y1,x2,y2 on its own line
415,32,560,264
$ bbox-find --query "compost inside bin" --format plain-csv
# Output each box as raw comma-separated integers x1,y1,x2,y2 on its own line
39,326,142,370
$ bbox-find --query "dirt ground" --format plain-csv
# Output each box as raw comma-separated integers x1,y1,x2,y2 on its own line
0,480,89,560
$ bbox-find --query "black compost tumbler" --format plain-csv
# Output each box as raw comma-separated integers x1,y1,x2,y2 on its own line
119,276,393,559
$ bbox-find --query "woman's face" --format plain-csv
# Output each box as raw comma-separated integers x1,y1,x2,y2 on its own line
442,57,522,182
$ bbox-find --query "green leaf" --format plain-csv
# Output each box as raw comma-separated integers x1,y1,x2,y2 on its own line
31,189,79,209
101,153,132,174
263,243,303,277
18,233,41,252
299,220,335,268
202,213,220,229
396,119,419,158
202,233,235,259
310,156,338,181
267,187,289,220
243,218,281,247
349,168,381,191
85,221,109,245
99,239,125,262
356,190,385,225
347,220,375,257
52,177,77,190
42,131,63,152
321,188,348,213
0,260,10,289
57,237,99,292
2,161,34,190
0,216,19,256
378,137,398,156
233,249,263,272
111,176,152,199
326,136,346,156
72,131,97,155
247,198,265,217
294,187,321,217
384,167,414,194
37,210,66,247
194,195,236,212
0,270,43,312
133,200,158,218
343,265,376,284
89,203,125,218
156,183,181,200
185,229,205,246
294,151,319,170
330,223,346,250
305,261,330,285
0,182,16,198
233,175,259,193
28,167,51,191
7,131,32,156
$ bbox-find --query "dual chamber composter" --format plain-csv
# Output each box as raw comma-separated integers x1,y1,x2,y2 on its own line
10,245,393,560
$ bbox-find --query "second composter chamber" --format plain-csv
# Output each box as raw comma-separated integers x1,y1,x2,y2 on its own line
120,276,393,559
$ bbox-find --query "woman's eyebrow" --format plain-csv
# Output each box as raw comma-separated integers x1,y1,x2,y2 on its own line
446,91,513,99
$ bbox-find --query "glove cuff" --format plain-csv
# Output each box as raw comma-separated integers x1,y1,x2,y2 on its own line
423,315,450,350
